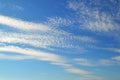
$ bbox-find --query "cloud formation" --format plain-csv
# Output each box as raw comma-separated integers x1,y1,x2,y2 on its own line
0,15,51,31
0,15,97,79
67,0,119,32
0,0,120,80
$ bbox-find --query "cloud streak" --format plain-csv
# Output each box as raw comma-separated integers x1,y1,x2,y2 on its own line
0,53,33,60
0,45,91,76
0,14,102,80
0,15,90,76
1,0,120,80
0,15,51,31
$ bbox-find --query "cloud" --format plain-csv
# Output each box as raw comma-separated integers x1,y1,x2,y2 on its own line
0,0,120,79
0,2,24,11
0,15,97,50
0,15,51,31
0,45,92,76
76,75,103,80
0,31,59,48
99,58,120,66
66,67,90,75
0,46,66,63
0,53,33,60
67,0,118,32
109,48,120,53
74,58,94,66
99,59,114,66
46,17,73,27
74,57,120,67
0,15,102,79
112,56,120,61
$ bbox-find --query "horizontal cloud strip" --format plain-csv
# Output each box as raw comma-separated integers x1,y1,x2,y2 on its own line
0,14,101,79
0,15,51,31
0,45,90,75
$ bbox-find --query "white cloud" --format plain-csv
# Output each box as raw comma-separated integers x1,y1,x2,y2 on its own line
46,17,73,27
74,58,94,66
0,15,51,31
0,45,92,76
66,67,90,75
86,13,117,32
74,57,120,67
112,56,120,61
0,53,33,60
0,15,102,79
110,48,120,53
0,46,66,63
0,31,60,48
0,2,24,11
0,15,97,50
67,0,118,32
1,46,88,76
99,59,114,66
75,36,97,43
77,75,103,80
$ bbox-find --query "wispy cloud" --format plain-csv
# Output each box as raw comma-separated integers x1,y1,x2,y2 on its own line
0,0,120,80
0,46,66,63
74,58,94,67
0,31,59,48
46,17,73,27
0,14,102,79
0,53,33,60
74,57,120,67
76,75,103,80
0,45,91,76
0,2,24,11
99,59,114,66
66,67,89,75
0,15,97,49
112,56,120,61
0,15,51,31
67,0,118,32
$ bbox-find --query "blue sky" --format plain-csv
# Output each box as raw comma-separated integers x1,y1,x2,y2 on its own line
0,0,120,80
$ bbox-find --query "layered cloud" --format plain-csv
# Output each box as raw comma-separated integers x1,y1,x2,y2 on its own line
0,14,100,80
0,45,91,76
0,0,120,80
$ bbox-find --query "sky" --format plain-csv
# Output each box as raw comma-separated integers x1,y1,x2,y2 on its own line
0,0,120,80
